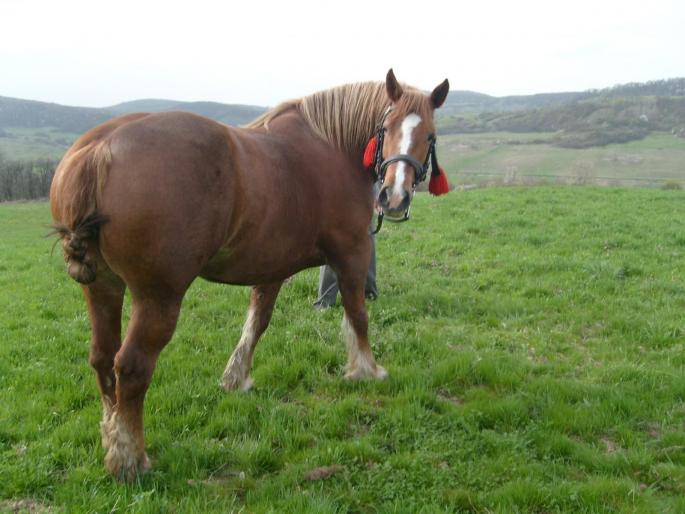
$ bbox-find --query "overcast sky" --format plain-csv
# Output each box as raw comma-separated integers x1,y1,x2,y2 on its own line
1,0,683,108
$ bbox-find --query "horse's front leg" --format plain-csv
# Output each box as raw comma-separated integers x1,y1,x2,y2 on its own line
337,257,387,380
103,295,182,481
222,282,283,391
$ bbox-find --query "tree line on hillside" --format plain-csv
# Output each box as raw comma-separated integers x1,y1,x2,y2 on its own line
593,78,685,98
440,78,685,117
0,154,57,201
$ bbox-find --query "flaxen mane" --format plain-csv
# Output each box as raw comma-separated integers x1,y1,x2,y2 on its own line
247,81,431,155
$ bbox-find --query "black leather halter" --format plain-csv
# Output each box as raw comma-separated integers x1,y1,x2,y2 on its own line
370,107,437,231
379,140,435,186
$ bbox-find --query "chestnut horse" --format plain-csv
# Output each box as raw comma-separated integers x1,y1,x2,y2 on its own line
50,69,449,480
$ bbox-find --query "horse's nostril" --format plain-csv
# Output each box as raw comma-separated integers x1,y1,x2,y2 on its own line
378,188,389,206
399,193,411,211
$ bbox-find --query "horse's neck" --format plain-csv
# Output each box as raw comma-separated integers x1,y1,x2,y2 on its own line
238,112,376,195
244,99,388,167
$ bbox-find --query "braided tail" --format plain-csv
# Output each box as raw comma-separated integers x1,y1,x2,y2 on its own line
52,214,108,284
50,139,111,285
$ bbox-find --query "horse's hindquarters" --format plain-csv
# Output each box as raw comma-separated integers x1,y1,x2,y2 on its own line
97,113,236,292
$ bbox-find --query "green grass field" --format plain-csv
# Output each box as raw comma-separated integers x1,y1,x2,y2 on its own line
2,188,685,513
439,132,685,187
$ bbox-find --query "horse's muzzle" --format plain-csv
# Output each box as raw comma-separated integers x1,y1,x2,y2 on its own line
378,187,411,220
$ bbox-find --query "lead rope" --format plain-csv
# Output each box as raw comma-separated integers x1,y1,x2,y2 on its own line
371,208,384,234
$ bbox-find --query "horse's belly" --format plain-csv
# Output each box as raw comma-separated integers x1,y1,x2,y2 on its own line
199,246,324,285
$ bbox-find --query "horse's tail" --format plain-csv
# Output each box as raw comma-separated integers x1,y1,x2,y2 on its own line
50,139,112,285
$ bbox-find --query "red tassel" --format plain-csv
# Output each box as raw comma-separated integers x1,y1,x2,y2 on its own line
363,136,377,169
429,167,450,196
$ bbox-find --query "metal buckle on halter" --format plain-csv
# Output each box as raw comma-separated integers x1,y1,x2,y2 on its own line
386,204,412,223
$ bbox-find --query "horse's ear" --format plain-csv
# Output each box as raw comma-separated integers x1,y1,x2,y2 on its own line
430,78,450,109
386,69,404,102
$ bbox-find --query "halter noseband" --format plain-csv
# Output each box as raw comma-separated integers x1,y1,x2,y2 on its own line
378,142,435,188
369,107,438,230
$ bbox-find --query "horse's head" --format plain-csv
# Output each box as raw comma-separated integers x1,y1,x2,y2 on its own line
376,69,449,220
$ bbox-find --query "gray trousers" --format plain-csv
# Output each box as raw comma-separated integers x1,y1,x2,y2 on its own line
314,230,377,308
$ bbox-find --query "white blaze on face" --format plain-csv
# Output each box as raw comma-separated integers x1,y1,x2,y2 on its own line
392,113,422,197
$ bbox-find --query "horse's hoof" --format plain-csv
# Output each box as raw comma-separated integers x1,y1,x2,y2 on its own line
373,365,388,380
102,411,150,481
345,364,388,381
105,448,150,482
222,373,253,392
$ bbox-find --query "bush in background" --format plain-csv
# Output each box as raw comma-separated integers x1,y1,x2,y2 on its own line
0,153,57,201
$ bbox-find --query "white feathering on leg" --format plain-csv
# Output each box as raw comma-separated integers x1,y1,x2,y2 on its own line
223,306,258,391
102,410,150,481
100,397,114,450
342,314,387,380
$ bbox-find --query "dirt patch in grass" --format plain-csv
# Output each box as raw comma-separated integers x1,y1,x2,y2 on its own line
0,499,53,513
304,465,344,481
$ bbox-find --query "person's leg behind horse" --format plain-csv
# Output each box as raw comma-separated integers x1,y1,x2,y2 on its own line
365,231,378,300
314,265,339,309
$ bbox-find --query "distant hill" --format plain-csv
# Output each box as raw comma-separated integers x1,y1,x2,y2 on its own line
0,96,111,133
0,96,269,160
438,78,685,147
441,78,685,115
0,96,268,134
2,77,685,160
108,99,267,126
441,90,584,115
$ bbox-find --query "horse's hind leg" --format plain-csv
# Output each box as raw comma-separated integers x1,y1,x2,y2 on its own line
222,282,282,391
83,262,126,452
103,293,183,481
338,260,387,380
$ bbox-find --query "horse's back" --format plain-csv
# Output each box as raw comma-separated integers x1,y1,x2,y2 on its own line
109,111,230,160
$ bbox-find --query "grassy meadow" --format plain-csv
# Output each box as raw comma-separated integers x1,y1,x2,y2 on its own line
2,188,685,513
4,128,685,191
0,128,79,161
439,132,685,187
